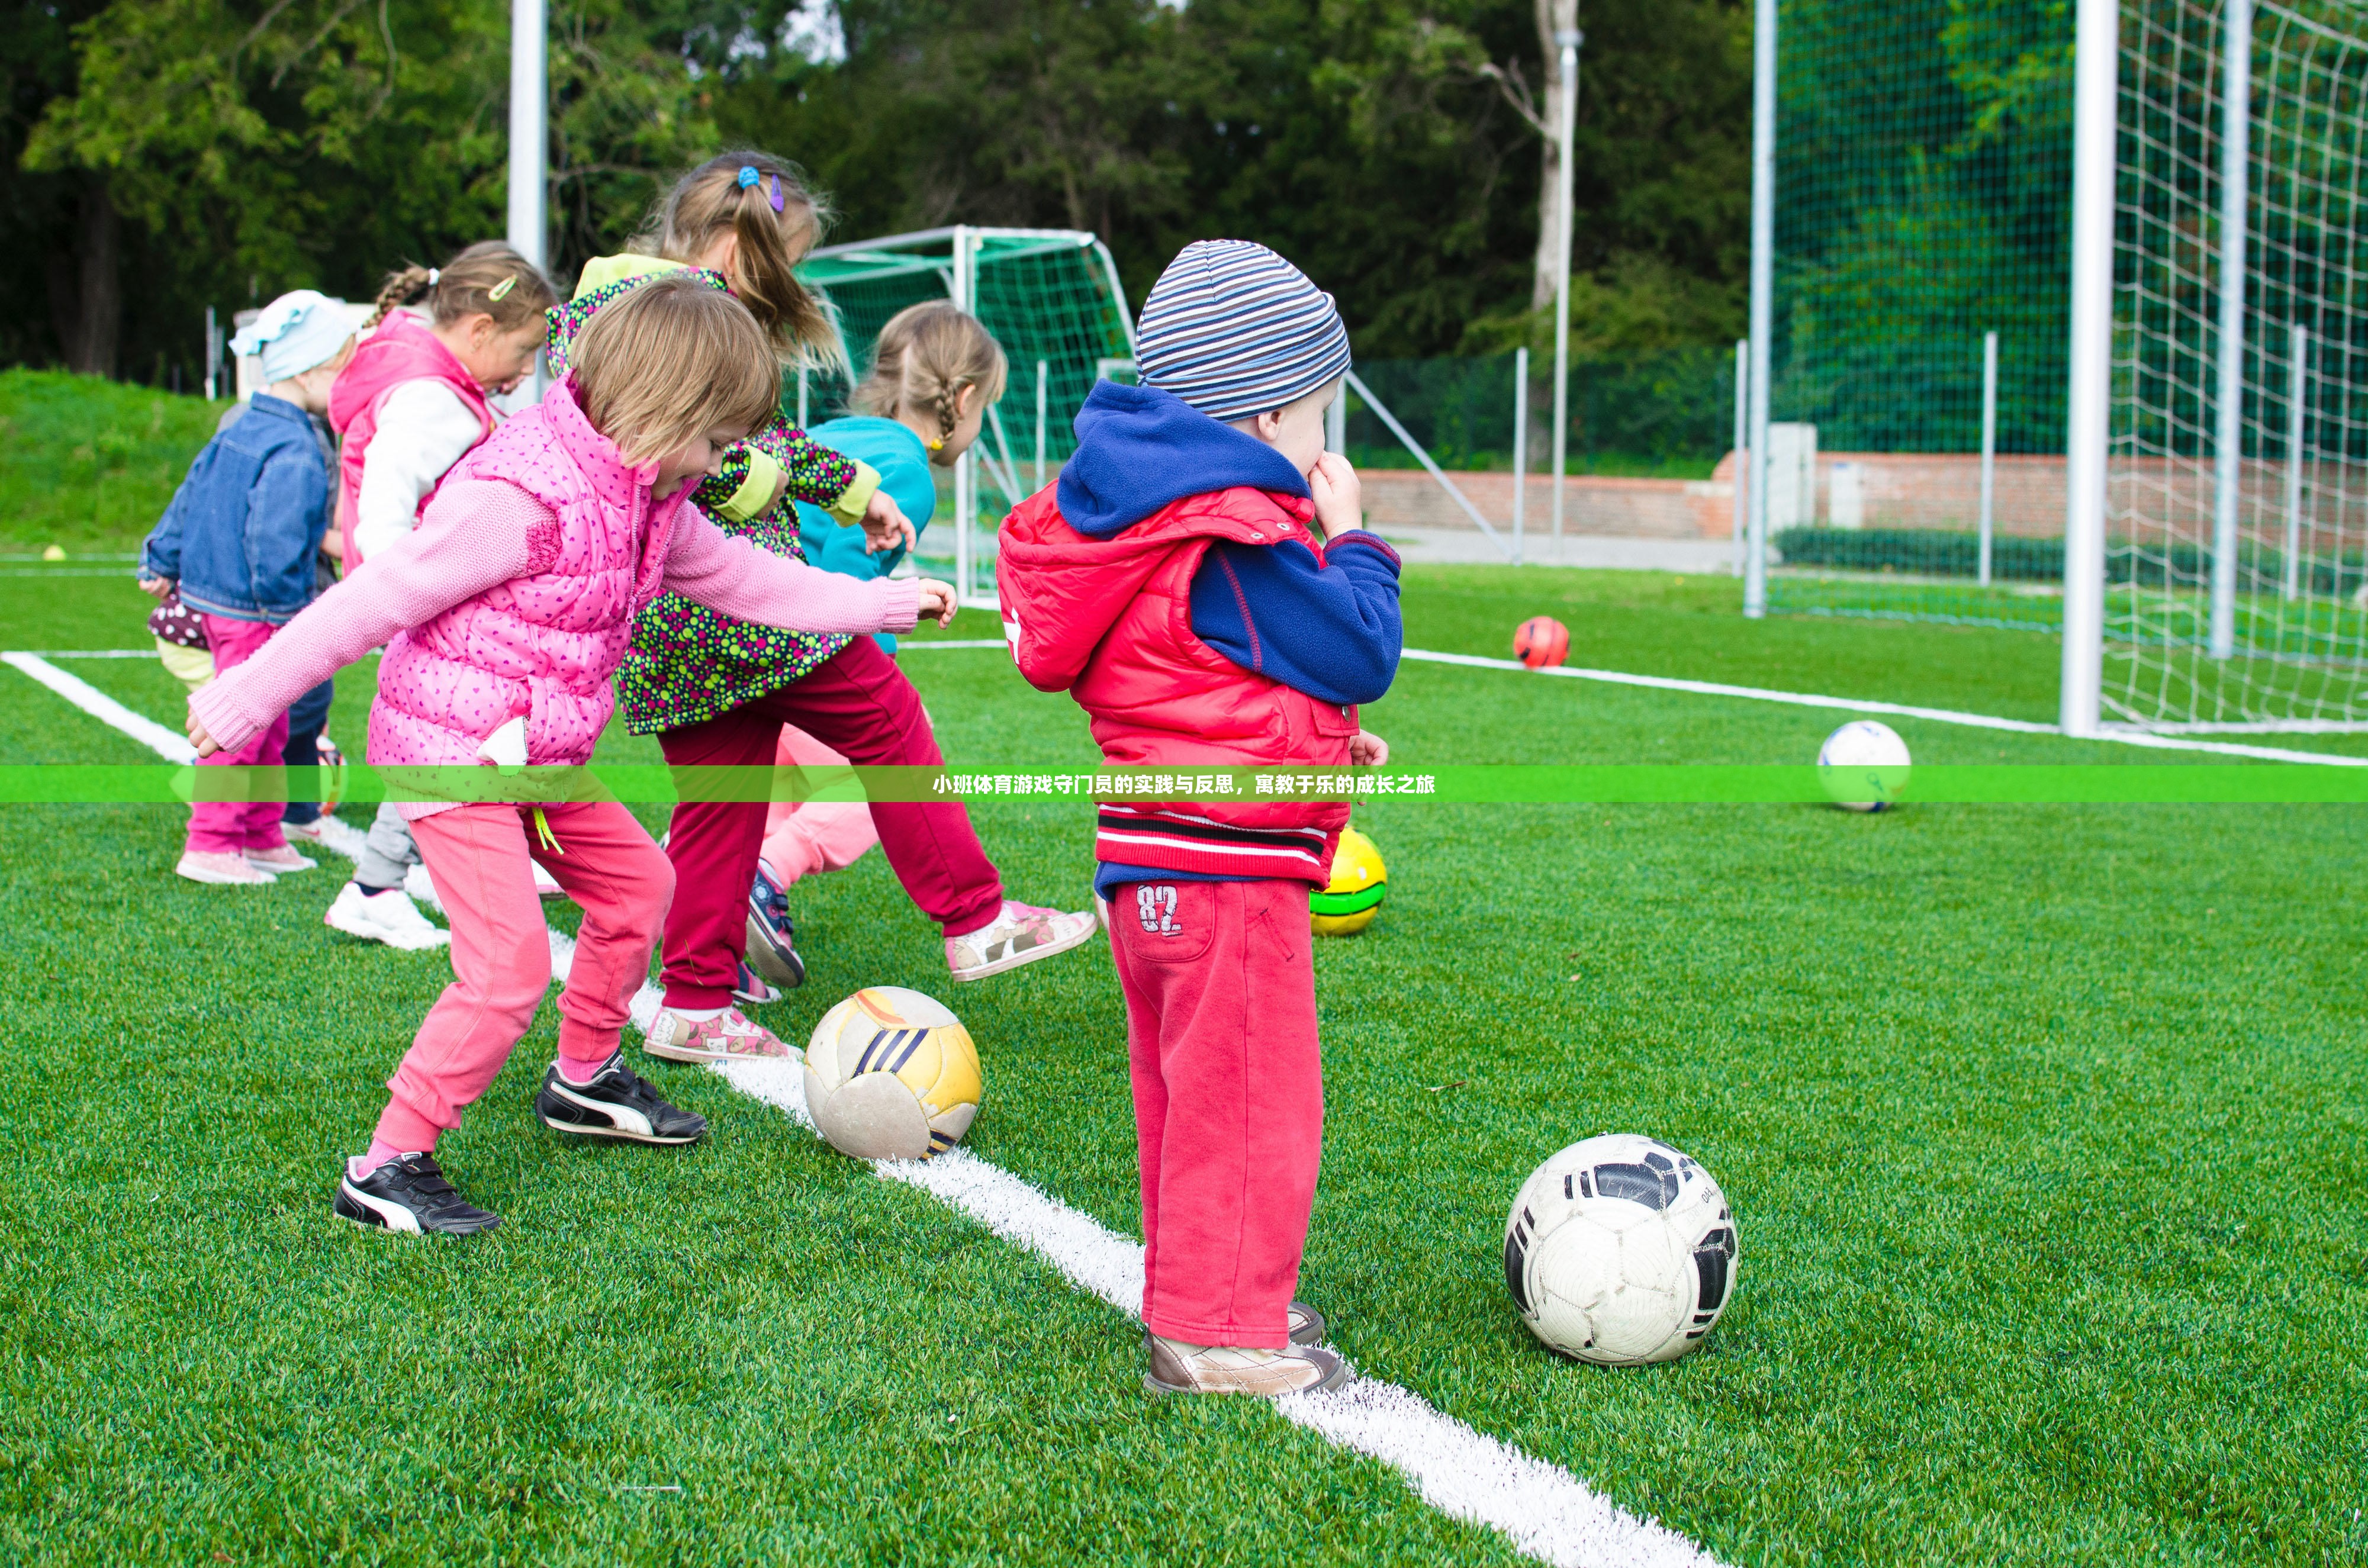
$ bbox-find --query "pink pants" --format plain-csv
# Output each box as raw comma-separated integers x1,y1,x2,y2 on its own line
373,800,673,1152
1109,877,1324,1350
759,725,880,886
186,615,289,855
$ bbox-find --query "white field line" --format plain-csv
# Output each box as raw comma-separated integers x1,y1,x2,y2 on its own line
19,648,161,658
3,652,198,762
16,663,1729,1568
1397,648,2368,767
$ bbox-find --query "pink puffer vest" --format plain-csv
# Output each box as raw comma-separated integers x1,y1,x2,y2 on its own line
368,375,689,771
328,314,494,569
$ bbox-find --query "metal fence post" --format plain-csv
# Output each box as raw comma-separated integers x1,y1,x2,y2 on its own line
1512,347,1529,566
1979,330,1999,587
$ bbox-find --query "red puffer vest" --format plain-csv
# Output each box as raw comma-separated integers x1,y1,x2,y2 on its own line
328,314,494,570
998,482,1355,882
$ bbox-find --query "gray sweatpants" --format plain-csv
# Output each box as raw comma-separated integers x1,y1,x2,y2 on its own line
354,800,422,890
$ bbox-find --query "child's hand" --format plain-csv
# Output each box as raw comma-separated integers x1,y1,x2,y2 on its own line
1310,452,1363,540
913,578,958,627
1350,729,1389,767
139,574,173,600
862,490,917,555
186,709,222,759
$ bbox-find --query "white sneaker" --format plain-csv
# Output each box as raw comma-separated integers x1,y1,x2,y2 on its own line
945,900,1098,982
177,849,275,886
643,1007,794,1064
281,816,333,844
324,881,449,950
1143,1335,1350,1397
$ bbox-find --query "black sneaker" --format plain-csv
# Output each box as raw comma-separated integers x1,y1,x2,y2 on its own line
744,863,807,990
334,1152,503,1235
535,1057,707,1145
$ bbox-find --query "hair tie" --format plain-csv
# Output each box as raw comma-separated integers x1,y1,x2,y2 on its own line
488,275,517,302
737,165,760,189
426,268,439,286
767,173,785,213
924,435,945,453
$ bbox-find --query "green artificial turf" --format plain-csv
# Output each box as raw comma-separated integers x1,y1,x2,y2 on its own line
3,568,2364,1564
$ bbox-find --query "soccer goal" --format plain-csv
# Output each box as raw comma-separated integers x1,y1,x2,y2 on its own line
794,227,1138,608
1743,0,2368,735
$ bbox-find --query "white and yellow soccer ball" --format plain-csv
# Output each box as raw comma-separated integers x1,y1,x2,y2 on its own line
1817,718,1912,812
803,987,981,1161
1502,1134,1738,1366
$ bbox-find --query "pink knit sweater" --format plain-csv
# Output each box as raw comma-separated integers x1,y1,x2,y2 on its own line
191,479,922,766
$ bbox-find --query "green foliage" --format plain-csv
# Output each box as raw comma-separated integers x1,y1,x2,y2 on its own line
0,369,223,552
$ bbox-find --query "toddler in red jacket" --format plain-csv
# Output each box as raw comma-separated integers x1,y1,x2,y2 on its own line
999,240,1402,1396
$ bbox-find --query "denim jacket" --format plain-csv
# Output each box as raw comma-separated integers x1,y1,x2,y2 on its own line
140,393,332,624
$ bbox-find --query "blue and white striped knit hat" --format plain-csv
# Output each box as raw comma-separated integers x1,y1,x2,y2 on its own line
1134,240,1351,422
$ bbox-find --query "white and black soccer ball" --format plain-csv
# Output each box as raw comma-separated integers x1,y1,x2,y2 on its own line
1817,719,1912,812
1502,1134,1738,1365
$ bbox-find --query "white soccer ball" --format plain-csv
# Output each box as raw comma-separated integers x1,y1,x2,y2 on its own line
1502,1134,1738,1365
1817,718,1912,812
803,987,982,1161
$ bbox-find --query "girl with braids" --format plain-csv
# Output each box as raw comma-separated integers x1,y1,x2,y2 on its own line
553,153,1092,1067
738,303,1009,990
317,242,562,951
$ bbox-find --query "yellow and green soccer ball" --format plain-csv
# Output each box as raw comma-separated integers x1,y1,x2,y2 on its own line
803,987,981,1161
1310,827,1388,937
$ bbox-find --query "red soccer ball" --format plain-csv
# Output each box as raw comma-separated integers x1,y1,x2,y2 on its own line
1514,615,1569,669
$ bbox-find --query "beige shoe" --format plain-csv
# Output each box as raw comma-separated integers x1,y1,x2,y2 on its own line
177,850,276,886
245,844,317,874
1284,1299,1327,1346
946,900,1098,981
1144,1335,1350,1397
643,1006,793,1064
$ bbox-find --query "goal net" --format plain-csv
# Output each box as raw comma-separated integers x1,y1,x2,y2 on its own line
795,227,1138,607
2100,0,2368,729
1757,0,2075,630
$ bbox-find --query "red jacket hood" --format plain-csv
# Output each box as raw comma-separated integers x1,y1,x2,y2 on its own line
999,481,1317,692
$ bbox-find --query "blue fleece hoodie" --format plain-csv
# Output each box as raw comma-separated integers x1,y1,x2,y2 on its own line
1058,382,1401,709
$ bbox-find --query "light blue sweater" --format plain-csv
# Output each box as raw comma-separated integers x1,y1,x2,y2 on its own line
793,417,938,654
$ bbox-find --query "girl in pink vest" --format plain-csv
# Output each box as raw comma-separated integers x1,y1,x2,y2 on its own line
320,243,562,951
187,276,957,1237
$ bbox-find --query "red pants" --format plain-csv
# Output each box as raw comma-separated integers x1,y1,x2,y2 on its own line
374,800,672,1152
1109,878,1323,1350
655,636,1002,1011
186,614,289,855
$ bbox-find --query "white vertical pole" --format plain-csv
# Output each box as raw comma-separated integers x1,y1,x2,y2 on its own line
204,307,219,401
1512,347,1529,566
952,227,974,606
1979,329,1999,587
796,366,809,429
1730,337,1748,575
2061,0,2119,736
1550,25,1581,546
506,0,547,404
1035,359,1049,491
1325,381,1347,453
2284,322,2306,600
2209,0,2253,659
1744,0,1777,617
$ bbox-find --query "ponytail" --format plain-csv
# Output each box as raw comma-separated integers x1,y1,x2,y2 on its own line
643,150,848,375
364,242,558,334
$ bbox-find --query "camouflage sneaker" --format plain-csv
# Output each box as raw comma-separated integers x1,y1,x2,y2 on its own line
946,900,1097,982
1144,1335,1350,1398
642,1006,793,1064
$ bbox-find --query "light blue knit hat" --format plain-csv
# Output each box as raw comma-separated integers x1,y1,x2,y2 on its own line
1134,240,1352,422
230,290,353,384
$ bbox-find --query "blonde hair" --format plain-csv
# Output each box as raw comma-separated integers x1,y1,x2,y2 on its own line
641,151,846,375
849,302,1008,447
569,274,778,466
366,241,557,333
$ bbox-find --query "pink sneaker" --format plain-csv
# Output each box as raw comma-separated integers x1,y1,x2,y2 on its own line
176,849,275,886
946,900,1098,982
642,1006,793,1064
245,844,318,874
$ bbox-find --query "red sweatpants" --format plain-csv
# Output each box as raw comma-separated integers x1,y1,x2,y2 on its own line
1109,877,1324,1350
374,800,672,1152
655,636,1003,1012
